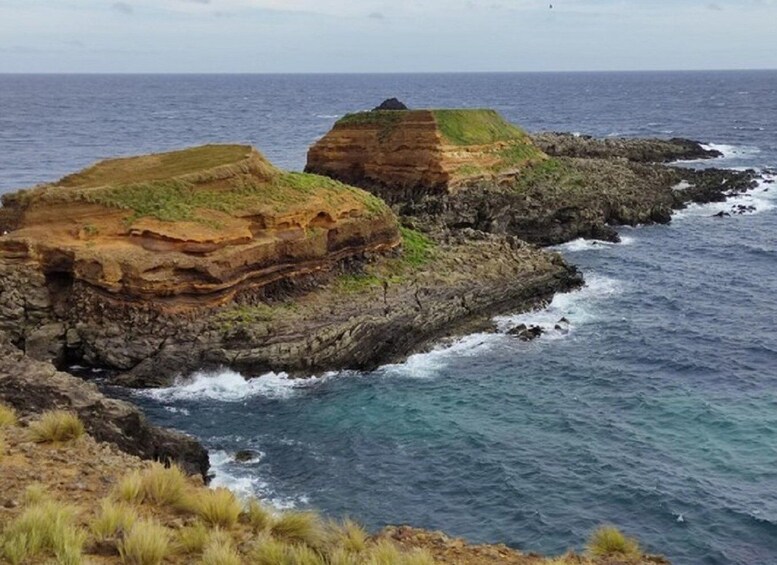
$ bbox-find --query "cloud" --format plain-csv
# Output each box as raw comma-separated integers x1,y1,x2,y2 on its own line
179,0,211,4
707,3,723,10
368,11,385,19
112,2,134,15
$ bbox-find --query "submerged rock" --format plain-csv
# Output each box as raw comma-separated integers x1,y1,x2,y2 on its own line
234,449,260,462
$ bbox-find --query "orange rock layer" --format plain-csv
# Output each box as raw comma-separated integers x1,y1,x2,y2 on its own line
0,145,400,303
306,109,547,201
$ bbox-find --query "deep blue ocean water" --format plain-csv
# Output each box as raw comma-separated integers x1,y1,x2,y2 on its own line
2,72,776,564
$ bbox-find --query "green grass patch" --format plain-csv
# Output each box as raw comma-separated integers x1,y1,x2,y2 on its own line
493,143,545,171
81,170,390,226
455,164,486,177
335,274,384,293
399,227,434,267
337,111,405,142
58,145,251,189
216,304,276,327
432,109,529,146
0,500,86,565
513,158,584,191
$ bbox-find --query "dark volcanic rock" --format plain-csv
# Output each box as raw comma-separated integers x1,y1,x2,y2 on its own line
0,333,209,479
508,324,544,341
234,450,260,463
531,132,723,163
373,98,409,111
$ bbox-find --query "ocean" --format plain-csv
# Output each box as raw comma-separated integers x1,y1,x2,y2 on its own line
1,71,776,564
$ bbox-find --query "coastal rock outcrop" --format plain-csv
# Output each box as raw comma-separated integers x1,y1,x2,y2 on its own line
308,109,759,245
0,143,580,385
0,332,209,478
306,109,547,202
0,144,399,302
531,132,723,162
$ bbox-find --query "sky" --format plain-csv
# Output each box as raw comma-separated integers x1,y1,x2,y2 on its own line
0,0,776,73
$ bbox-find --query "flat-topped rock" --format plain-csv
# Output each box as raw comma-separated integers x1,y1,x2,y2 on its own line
0,144,400,303
306,109,547,202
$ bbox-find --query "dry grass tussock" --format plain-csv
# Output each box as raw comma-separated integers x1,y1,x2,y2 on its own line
0,499,86,565
586,526,641,560
0,403,17,428
27,410,85,443
118,519,171,565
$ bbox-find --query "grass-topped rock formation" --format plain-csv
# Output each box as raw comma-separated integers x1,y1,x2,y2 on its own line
0,143,580,385
0,145,398,302
306,109,547,202
308,108,760,245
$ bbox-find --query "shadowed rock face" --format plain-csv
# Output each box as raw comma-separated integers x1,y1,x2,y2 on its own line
0,333,209,478
0,144,400,303
306,109,547,203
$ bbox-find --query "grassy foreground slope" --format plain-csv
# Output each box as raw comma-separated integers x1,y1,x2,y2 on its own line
0,406,665,564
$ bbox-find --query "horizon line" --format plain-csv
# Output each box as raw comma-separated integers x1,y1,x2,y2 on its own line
1,68,776,76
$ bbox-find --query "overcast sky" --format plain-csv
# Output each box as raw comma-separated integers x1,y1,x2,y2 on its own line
1,0,775,73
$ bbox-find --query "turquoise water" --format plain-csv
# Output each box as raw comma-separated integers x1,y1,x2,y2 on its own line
2,72,776,564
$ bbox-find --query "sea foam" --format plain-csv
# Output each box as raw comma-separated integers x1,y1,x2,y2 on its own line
209,450,304,509
494,273,623,337
138,369,325,403
552,235,635,253
674,174,776,220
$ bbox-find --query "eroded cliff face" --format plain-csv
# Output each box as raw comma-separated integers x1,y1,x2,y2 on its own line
0,145,400,303
306,109,547,202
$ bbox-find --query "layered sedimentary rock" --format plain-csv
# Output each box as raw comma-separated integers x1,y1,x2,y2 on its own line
0,144,399,303
308,109,759,245
0,143,580,384
306,109,547,202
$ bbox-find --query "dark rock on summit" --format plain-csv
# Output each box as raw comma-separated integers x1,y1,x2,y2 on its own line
373,98,409,111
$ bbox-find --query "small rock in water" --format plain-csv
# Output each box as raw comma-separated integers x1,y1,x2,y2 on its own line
508,324,544,341
234,450,259,463
373,98,409,111
732,204,756,215
712,211,730,218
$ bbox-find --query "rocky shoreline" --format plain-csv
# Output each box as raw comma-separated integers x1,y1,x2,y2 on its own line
0,104,768,563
